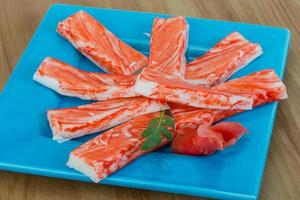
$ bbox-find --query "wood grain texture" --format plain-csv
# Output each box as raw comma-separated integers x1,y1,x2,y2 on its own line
0,0,299,199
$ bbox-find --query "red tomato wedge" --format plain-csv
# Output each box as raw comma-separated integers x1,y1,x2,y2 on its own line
171,69,287,129
134,68,253,110
148,16,188,78
67,112,175,183
34,57,139,101
57,11,148,75
210,122,248,147
172,127,223,155
48,97,169,143
185,32,262,87
172,122,248,155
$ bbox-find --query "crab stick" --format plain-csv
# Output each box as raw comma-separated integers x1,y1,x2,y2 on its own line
148,16,188,77
67,112,174,182
33,57,138,101
57,11,148,75
134,68,253,110
171,69,287,129
48,97,169,142
185,32,262,87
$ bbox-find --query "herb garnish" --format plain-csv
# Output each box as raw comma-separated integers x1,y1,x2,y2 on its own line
141,111,175,151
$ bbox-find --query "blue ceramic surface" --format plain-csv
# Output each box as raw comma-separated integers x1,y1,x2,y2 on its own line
0,4,290,200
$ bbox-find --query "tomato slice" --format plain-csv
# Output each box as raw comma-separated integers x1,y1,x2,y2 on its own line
172,127,223,155
172,122,248,155
210,122,248,147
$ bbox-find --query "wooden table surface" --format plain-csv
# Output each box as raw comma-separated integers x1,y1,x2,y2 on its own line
1,0,299,199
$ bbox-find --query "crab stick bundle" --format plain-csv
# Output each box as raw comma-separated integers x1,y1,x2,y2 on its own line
148,16,188,77
67,112,175,182
48,97,169,142
171,69,287,129
185,32,262,87
57,11,148,75
33,57,138,101
134,68,253,110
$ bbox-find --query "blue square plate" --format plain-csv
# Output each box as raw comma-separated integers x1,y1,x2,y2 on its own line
0,4,290,200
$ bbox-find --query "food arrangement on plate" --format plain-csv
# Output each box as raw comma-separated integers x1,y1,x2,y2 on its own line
33,10,287,183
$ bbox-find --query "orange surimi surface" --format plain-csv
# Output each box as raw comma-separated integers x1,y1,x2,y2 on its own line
171,69,287,129
33,57,138,101
57,11,148,75
47,97,169,143
148,16,188,77
67,112,175,183
185,32,263,87
134,68,253,110
169,103,213,129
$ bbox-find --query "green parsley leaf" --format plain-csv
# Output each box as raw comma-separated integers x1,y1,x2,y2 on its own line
141,111,175,151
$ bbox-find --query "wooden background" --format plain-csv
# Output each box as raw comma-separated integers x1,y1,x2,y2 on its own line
1,0,299,199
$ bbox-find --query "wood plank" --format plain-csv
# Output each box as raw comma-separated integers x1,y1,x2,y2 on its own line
0,0,299,199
